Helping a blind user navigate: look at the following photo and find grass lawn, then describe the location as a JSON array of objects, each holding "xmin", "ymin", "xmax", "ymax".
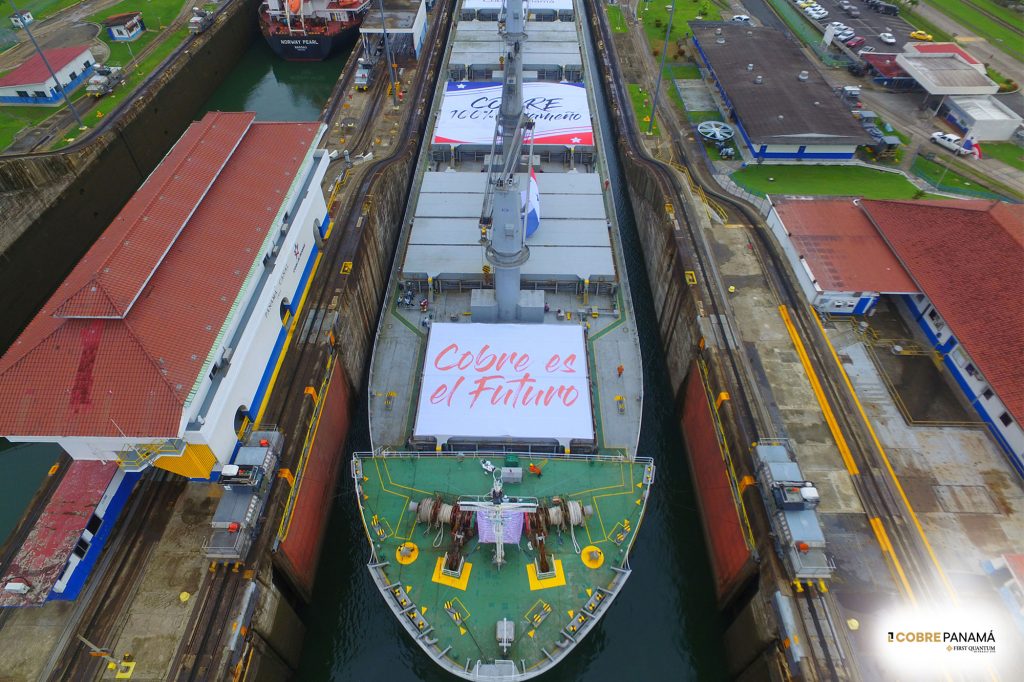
[
  {"xmin": 686, "ymin": 109, "xmax": 722, "ymax": 123},
  {"xmin": 923, "ymin": 0, "xmax": 1023, "ymax": 61},
  {"xmin": 627, "ymin": 83, "xmax": 659, "ymax": 136},
  {"xmin": 911, "ymin": 155, "xmax": 1010, "ymax": 197},
  {"xmin": 51, "ymin": 26, "xmax": 190, "ymax": 150},
  {"xmin": 16, "ymin": 0, "xmax": 84, "ymax": 21},
  {"xmin": 0, "ymin": 103, "xmax": 59, "ymax": 150},
  {"xmin": 637, "ymin": 0, "xmax": 721, "ymax": 51},
  {"xmin": 982, "ymin": 142, "xmax": 1024, "ymax": 172},
  {"xmin": 669, "ymin": 63, "xmax": 701, "ymax": 79},
  {"xmin": 902, "ymin": 8, "xmax": 953, "ymax": 43},
  {"xmin": 606, "ymin": 5, "xmax": 629, "ymax": 33},
  {"xmin": 732, "ymin": 165, "xmax": 926, "ymax": 199}
]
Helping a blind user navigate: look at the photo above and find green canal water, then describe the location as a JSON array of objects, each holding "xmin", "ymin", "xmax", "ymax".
[
  {"xmin": 198, "ymin": 39, "xmax": 352, "ymax": 121},
  {"xmin": 200, "ymin": 27, "xmax": 726, "ymax": 681},
  {"xmin": 0, "ymin": 442, "xmax": 60, "ymax": 547}
]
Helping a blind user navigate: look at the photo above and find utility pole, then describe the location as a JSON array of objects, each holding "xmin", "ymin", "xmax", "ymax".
[
  {"xmin": 377, "ymin": 0, "xmax": 399, "ymax": 107},
  {"xmin": 647, "ymin": 3, "xmax": 675, "ymax": 136},
  {"xmin": 7, "ymin": 0, "xmax": 85, "ymax": 128}
]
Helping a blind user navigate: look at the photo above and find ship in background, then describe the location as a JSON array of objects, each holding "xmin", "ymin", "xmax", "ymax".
[
  {"xmin": 259, "ymin": 0, "xmax": 370, "ymax": 61},
  {"xmin": 354, "ymin": 0, "xmax": 654, "ymax": 678}
]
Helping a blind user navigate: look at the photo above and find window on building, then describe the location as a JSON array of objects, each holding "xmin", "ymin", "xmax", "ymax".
[
  {"xmin": 928, "ymin": 309, "xmax": 939, "ymax": 321},
  {"xmin": 85, "ymin": 514, "xmax": 102, "ymax": 535},
  {"xmin": 83, "ymin": 60, "xmax": 91, "ymax": 68},
  {"xmin": 72, "ymin": 538, "xmax": 90, "ymax": 559},
  {"xmin": 234, "ymin": 405, "xmax": 250, "ymax": 434},
  {"xmin": 965, "ymin": 363, "xmax": 977, "ymax": 377},
  {"xmin": 16, "ymin": 90, "xmax": 28, "ymax": 97},
  {"xmin": 280, "ymin": 298, "xmax": 291, "ymax": 322},
  {"xmin": 999, "ymin": 412, "xmax": 1013, "ymax": 427},
  {"xmin": 982, "ymin": 388, "xmax": 994, "ymax": 400},
  {"xmin": 915, "ymin": 294, "xmax": 925, "ymax": 303},
  {"xmin": 68, "ymin": 70, "xmax": 77, "ymax": 80}
]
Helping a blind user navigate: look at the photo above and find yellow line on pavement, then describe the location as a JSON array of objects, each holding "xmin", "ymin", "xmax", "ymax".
[
  {"xmin": 869, "ymin": 517, "xmax": 916, "ymax": 606},
  {"xmin": 778, "ymin": 305, "xmax": 859, "ymax": 476},
  {"xmin": 810, "ymin": 308, "xmax": 958, "ymax": 603}
]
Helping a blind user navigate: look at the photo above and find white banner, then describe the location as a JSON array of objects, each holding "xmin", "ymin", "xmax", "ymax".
[
  {"xmin": 463, "ymin": 0, "xmax": 574, "ymax": 10},
  {"xmin": 414, "ymin": 323, "xmax": 594, "ymax": 442},
  {"xmin": 476, "ymin": 510, "xmax": 525, "ymax": 544},
  {"xmin": 433, "ymin": 82, "xmax": 593, "ymax": 146}
]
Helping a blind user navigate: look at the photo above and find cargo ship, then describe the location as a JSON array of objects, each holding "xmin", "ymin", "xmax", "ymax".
[
  {"xmin": 259, "ymin": 0, "xmax": 370, "ymax": 61},
  {"xmin": 353, "ymin": 0, "xmax": 653, "ymax": 677}
]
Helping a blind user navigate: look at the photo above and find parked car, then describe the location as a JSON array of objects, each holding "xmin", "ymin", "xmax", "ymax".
[
  {"xmin": 838, "ymin": 0, "xmax": 853, "ymax": 9},
  {"xmin": 837, "ymin": 28, "xmax": 856, "ymax": 41},
  {"xmin": 731, "ymin": 14, "xmax": 752, "ymax": 23},
  {"xmin": 909, "ymin": 30, "xmax": 933, "ymax": 41},
  {"xmin": 828, "ymin": 21, "xmax": 848, "ymax": 31},
  {"xmin": 846, "ymin": 36, "xmax": 866, "ymax": 49},
  {"xmin": 931, "ymin": 132, "xmax": 970, "ymax": 155},
  {"xmin": 798, "ymin": 0, "xmax": 816, "ymax": 7},
  {"xmin": 876, "ymin": 2, "xmax": 899, "ymax": 15},
  {"xmin": 879, "ymin": 32, "xmax": 896, "ymax": 44},
  {"xmin": 807, "ymin": 8, "xmax": 828, "ymax": 19},
  {"xmin": 845, "ymin": 7, "xmax": 860, "ymax": 18},
  {"xmin": 857, "ymin": 45, "xmax": 876, "ymax": 54}
]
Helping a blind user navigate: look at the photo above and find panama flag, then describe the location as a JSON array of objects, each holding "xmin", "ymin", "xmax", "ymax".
[{"xmin": 523, "ymin": 168, "xmax": 541, "ymax": 238}]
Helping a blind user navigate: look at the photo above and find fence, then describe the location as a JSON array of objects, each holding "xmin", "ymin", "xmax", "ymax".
[
  {"xmin": 910, "ymin": 154, "xmax": 1020, "ymax": 202},
  {"xmin": 765, "ymin": 0, "xmax": 853, "ymax": 68}
]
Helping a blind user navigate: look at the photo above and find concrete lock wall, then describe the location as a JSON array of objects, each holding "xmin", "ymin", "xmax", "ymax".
[{"xmin": 0, "ymin": 0, "xmax": 261, "ymax": 355}]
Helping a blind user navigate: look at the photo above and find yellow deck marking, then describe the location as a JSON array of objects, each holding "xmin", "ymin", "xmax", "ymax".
[
  {"xmin": 381, "ymin": 458, "xmax": 432, "ymax": 497},
  {"xmin": 812, "ymin": 308, "xmax": 957, "ymax": 603},
  {"xmin": 778, "ymin": 305, "xmax": 860, "ymax": 475},
  {"xmin": 566, "ymin": 460, "xmax": 627, "ymax": 497},
  {"xmin": 526, "ymin": 559, "xmax": 567, "ymax": 590},
  {"xmin": 431, "ymin": 557, "xmax": 472, "ymax": 590},
  {"xmin": 372, "ymin": 459, "xmax": 411, "ymax": 537},
  {"xmin": 581, "ymin": 546, "xmax": 605, "ymax": 569},
  {"xmin": 395, "ymin": 542, "xmax": 419, "ymax": 565}
]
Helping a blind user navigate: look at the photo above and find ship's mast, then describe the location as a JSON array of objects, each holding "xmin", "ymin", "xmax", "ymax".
[{"xmin": 480, "ymin": 0, "xmax": 532, "ymax": 322}]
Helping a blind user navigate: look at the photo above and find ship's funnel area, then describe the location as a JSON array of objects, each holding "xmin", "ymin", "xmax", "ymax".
[{"xmin": 413, "ymin": 323, "xmax": 595, "ymax": 446}]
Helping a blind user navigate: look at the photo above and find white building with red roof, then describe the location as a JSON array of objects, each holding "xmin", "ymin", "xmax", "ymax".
[
  {"xmin": 0, "ymin": 45, "xmax": 95, "ymax": 105},
  {"xmin": 769, "ymin": 198, "xmax": 1024, "ymax": 474},
  {"xmin": 0, "ymin": 111, "xmax": 329, "ymax": 480}
]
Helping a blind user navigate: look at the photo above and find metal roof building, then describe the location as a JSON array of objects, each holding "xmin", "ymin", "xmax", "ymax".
[
  {"xmin": 768, "ymin": 197, "xmax": 1024, "ymax": 474},
  {"xmin": 690, "ymin": 22, "xmax": 871, "ymax": 161},
  {"xmin": 895, "ymin": 52, "xmax": 998, "ymax": 95},
  {"xmin": 0, "ymin": 112, "xmax": 329, "ymax": 480},
  {"xmin": 0, "ymin": 45, "xmax": 95, "ymax": 105},
  {"xmin": 448, "ymin": 19, "xmax": 582, "ymax": 81}
]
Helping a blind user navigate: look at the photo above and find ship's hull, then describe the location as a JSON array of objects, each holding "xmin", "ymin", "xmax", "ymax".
[{"xmin": 262, "ymin": 30, "xmax": 349, "ymax": 61}]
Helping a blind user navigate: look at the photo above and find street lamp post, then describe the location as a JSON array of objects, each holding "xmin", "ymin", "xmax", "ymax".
[
  {"xmin": 647, "ymin": 3, "xmax": 676, "ymax": 135},
  {"xmin": 377, "ymin": 0, "xmax": 399, "ymax": 107},
  {"xmin": 8, "ymin": 0, "xmax": 85, "ymax": 128}
]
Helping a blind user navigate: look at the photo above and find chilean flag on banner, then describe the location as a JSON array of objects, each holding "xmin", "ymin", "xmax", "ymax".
[{"xmin": 523, "ymin": 167, "xmax": 541, "ymax": 238}]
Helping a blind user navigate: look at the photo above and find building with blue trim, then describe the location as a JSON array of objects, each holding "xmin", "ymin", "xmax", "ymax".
[
  {"xmin": 0, "ymin": 45, "xmax": 95, "ymax": 105},
  {"xmin": 769, "ymin": 197, "xmax": 1024, "ymax": 475},
  {"xmin": 690, "ymin": 22, "xmax": 871, "ymax": 161},
  {"xmin": 102, "ymin": 11, "xmax": 145, "ymax": 41}
]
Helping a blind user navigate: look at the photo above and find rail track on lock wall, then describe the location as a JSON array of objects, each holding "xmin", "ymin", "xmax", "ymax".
[
  {"xmin": 41, "ymin": 471, "xmax": 185, "ymax": 681},
  {"xmin": 165, "ymin": 3, "xmax": 456, "ymax": 679},
  {"xmin": 588, "ymin": 0, "xmax": 955, "ymax": 677}
]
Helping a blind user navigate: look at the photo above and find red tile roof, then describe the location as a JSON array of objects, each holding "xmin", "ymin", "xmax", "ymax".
[
  {"xmin": 909, "ymin": 42, "xmax": 981, "ymax": 66},
  {"xmin": 773, "ymin": 198, "xmax": 917, "ymax": 294},
  {"xmin": 0, "ymin": 112, "xmax": 320, "ymax": 439},
  {"xmin": 863, "ymin": 200, "xmax": 1024, "ymax": 422},
  {"xmin": 102, "ymin": 12, "xmax": 142, "ymax": 27},
  {"xmin": 0, "ymin": 46, "xmax": 92, "ymax": 88},
  {"xmin": 0, "ymin": 461, "xmax": 117, "ymax": 607}
]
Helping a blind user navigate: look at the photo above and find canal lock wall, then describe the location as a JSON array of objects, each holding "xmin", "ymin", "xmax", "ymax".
[
  {"xmin": 0, "ymin": 0, "xmax": 261, "ymax": 353},
  {"xmin": 586, "ymin": 0, "xmax": 781, "ymax": 675}
]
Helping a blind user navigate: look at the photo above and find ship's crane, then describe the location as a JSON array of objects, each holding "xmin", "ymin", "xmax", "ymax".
[{"xmin": 478, "ymin": 0, "xmax": 535, "ymax": 322}]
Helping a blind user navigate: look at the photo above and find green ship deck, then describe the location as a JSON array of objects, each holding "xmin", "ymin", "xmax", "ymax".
[{"xmin": 352, "ymin": 452, "xmax": 654, "ymax": 680}]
